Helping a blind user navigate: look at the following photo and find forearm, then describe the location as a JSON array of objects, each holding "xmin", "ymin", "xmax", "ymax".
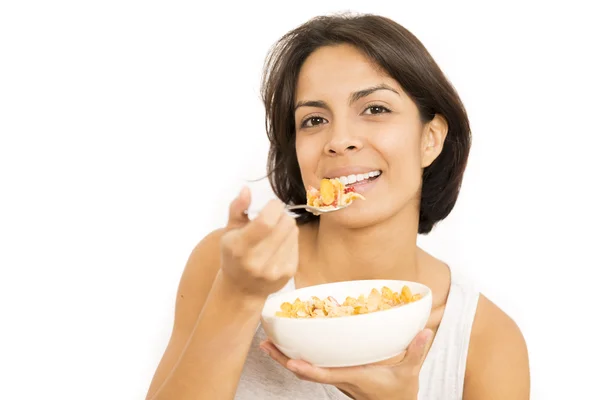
[{"xmin": 150, "ymin": 271, "xmax": 265, "ymax": 400}]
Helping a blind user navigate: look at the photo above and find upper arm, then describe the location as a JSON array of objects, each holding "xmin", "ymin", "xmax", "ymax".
[
  {"xmin": 172, "ymin": 228, "xmax": 226, "ymax": 333},
  {"xmin": 145, "ymin": 228, "xmax": 225, "ymax": 398},
  {"xmin": 463, "ymin": 294, "xmax": 530, "ymax": 400}
]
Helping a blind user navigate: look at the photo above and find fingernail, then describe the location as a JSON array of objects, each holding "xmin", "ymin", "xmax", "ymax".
[{"xmin": 287, "ymin": 363, "xmax": 300, "ymax": 373}]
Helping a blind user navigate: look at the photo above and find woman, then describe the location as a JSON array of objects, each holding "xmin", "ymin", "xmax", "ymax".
[{"xmin": 145, "ymin": 13, "xmax": 530, "ymax": 400}]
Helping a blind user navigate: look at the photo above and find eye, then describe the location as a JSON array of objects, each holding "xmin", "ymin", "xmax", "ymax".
[
  {"xmin": 363, "ymin": 104, "xmax": 391, "ymax": 115},
  {"xmin": 300, "ymin": 116, "xmax": 328, "ymax": 128}
]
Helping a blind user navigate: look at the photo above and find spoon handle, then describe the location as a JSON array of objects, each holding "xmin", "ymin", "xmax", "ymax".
[
  {"xmin": 243, "ymin": 208, "xmax": 301, "ymax": 220},
  {"xmin": 244, "ymin": 203, "xmax": 346, "ymax": 219},
  {"xmin": 285, "ymin": 204, "xmax": 314, "ymax": 211}
]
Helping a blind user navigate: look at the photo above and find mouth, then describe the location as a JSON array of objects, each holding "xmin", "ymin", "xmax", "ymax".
[
  {"xmin": 322, "ymin": 170, "xmax": 382, "ymax": 196},
  {"xmin": 325, "ymin": 170, "xmax": 382, "ymax": 187}
]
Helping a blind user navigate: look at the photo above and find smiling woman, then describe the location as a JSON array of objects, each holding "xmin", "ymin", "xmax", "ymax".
[
  {"xmin": 263, "ymin": 17, "xmax": 471, "ymax": 235},
  {"xmin": 145, "ymin": 12, "xmax": 530, "ymax": 400}
]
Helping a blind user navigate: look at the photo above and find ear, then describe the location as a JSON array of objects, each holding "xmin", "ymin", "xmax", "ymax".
[{"xmin": 420, "ymin": 114, "xmax": 448, "ymax": 168}]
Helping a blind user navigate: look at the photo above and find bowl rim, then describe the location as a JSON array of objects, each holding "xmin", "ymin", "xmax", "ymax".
[{"xmin": 261, "ymin": 279, "xmax": 432, "ymax": 323}]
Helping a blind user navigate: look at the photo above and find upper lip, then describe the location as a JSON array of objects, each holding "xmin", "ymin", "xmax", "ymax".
[{"xmin": 322, "ymin": 166, "xmax": 382, "ymax": 179}]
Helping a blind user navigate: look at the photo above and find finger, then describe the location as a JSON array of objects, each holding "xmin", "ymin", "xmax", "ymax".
[
  {"xmin": 246, "ymin": 213, "xmax": 297, "ymax": 271},
  {"xmin": 259, "ymin": 341, "xmax": 316, "ymax": 382},
  {"xmin": 263, "ymin": 218, "xmax": 298, "ymax": 278},
  {"xmin": 259, "ymin": 341, "xmax": 290, "ymax": 367},
  {"xmin": 239, "ymin": 199, "xmax": 286, "ymax": 246},
  {"xmin": 268, "ymin": 345, "xmax": 365, "ymax": 385},
  {"xmin": 252, "ymin": 213, "xmax": 296, "ymax": 257},
  {"xmin": 261, "ymin": 342, "xmax": 327, "ymax": 383},
  {"xmin": 285, "ymin": 358, "xmax": 370, "ymax": 385},
  {"xmin": 369, "ymin": 350, "xmax": 407, "ymax": 367},
  {"xmin": 226, "ymin": 186, "xmax": 252, "ymax": 229},
  {"xmin": 400, "ymin": 328, "xmax": 434, "ymax": 368},
  {"xmin": 262, "ymin": 340, "xmax": 370, "ymax": 385}
]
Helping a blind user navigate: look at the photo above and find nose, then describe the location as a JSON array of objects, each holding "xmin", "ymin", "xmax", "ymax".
[{"xmin": 324, "ymin": 123, "xmax": 363, "ymax": 156}]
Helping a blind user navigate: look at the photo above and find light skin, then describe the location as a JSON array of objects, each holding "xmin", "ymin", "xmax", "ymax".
[{"xmin": 145, "ymin": 44, "xmax": 530, "ymax": 400}]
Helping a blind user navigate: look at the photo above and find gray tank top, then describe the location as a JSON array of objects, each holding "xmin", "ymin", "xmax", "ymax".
[{"xmin": 235, "ymin": 266, "xmax": 480, "ymax": 400}]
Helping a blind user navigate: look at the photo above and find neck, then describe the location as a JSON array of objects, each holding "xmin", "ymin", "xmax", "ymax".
[{"xmin": 309, "ymin": 206, "xmax": 421, "ymax": 284}]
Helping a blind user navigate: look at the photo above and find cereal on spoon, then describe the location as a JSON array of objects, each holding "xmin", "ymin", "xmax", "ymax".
[{"xmin": 306, "ymin": 178, "xmax": 365, "ymax": 214}]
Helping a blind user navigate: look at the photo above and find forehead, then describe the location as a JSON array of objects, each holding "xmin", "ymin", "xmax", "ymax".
[{"xmin": 295, "ymin": 44, "xmax": 399, "ymax": 101}]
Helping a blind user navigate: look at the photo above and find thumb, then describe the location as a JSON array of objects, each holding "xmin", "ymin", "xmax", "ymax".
[
  {"xmin": 227, "ymin": 186, "xmax": 251, "ymax": 229},
  {"xmin": 401, "ymin": 328, "xmax": 434, "ymax": 368}
]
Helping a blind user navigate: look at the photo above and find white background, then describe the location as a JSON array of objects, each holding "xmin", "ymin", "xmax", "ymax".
[{"xmin": 1, "ymin": 1, "xmax": 599, "ymax": 399}]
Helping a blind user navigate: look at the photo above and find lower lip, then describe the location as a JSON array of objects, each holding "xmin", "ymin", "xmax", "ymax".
[{"xmin": 346, "ymin": 175, "xmax": 381, "ymax": 194}]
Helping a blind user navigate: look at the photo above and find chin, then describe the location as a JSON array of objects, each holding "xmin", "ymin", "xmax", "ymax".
[
  {"xmin": 320, "ymin": 203, "xmax": 393, "ymax": 229},
  {"xmin": 321, "ymin": 192, "xmax": 419, "ymax": 230}
]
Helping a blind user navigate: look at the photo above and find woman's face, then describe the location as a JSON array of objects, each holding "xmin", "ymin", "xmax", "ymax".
[{"xmin": 294, "ymin": 44, "xmax": 446, "ymax": 227}]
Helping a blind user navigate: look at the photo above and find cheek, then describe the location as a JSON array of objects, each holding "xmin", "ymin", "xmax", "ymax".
[
  {"xmin": 295, "ymin": 137, "xmax": 321, "ymax": 181},
  {"xmin": 377, "ymin": 127, "xmax": 422, "ymax": 169},
  {"xmin": 375, "ymin": 126, "xmax": 423, "ymax": 193}
]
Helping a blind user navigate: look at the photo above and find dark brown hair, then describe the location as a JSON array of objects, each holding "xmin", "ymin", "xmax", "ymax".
[{"xmin": 261, "ymin": 13, "xmax": 471, "ymax": 234}]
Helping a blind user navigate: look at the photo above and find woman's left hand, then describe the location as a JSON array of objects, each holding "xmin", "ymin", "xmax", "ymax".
[{"xmin": 259, "ymin": 329, "xmax": 434, "ymax": 400}]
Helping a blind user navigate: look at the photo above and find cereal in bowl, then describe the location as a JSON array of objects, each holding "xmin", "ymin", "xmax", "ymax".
[{"xmin": 275, "ymin": 286, "xmax": 422, "ymax": 318}]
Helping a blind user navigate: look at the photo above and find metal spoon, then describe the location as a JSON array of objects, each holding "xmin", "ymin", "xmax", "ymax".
[
  {"xmin": 285, "ymin": 203, "xmax": 352, "ymax": 215},
  {"xmin": 245, "ymin": 202, "xmax": 352, "ymax": 219}
]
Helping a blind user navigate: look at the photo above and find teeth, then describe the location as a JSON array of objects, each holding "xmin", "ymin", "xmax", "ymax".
[{"xmin": 329, "ymin": 170, "xmax": 381, "ymax": 184}]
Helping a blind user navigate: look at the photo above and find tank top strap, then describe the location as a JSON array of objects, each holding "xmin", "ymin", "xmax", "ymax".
[{"xmin": 418, "ymin": 264, "xmax": 480, "ymax": 399}]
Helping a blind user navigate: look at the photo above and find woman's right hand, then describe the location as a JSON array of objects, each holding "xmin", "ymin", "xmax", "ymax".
[{"xmin": 219, "ymin": 186, "xmax": 299, "ymax": 300}]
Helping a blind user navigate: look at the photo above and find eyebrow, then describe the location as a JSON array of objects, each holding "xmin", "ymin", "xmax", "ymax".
[{"xmin": 294, "ymin": 84, "xmax": 401, "ymax": 112}]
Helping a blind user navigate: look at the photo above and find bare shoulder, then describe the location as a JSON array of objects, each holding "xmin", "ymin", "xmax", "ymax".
[{"xmin": 464, "ymin": 294, "xmax": 530, "ymax": 399}]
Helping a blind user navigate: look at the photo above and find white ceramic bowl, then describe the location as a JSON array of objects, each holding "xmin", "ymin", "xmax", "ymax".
[{"xmin": 261, "ymin": 279, "xmax": 432, "ymax": 367}]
